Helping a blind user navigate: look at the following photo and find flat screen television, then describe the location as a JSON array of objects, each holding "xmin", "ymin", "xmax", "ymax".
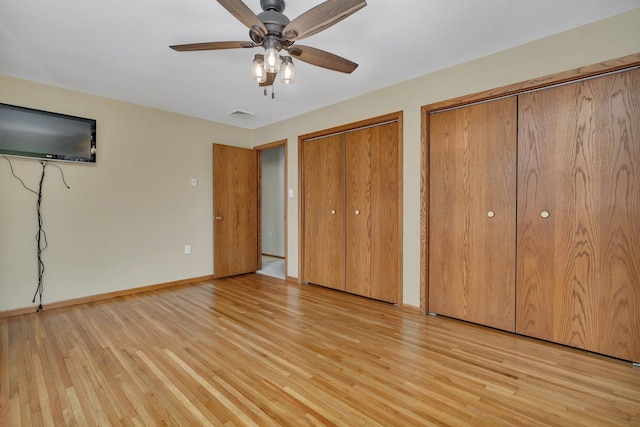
[{"xmin": 0, "ymin": 102, "xmax": 96, "ymax": 163}]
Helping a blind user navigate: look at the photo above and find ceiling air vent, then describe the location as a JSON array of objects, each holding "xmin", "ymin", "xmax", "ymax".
[{"xmin": 227, "ymin": 109, "xmax": 255, "ymax": 119}]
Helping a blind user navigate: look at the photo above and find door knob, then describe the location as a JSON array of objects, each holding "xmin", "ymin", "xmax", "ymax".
[
  {"xmin": 487, "ymin": 210, "xmax": 495, "ymax": 218},
  {"xmin": 215, "ymin": 216, "xmax": 223, "ymax": 220},
  {"xmin": 331, "ymin": 210, "xmax": 336, "ymax": 215},
  {"xmin": 355, "ymin": 210, "xmax": 360, "ymax": 215},
  {"xmin": 540, "ymin": 211, "xmax": 550, "ymax": 219}
]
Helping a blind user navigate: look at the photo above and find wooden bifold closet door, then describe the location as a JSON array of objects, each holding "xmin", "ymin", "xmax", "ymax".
[
  {"xmin": 516, "ymin": 68, "xmax": 640, "ymax": 362},
  {"xmin": 302, "ymin": 134, "xmax": 346, "ymax": 291},
  {"xmin": 302, "ymin": 120, "xmax": 400, "ymax": 304},
  {"xmin": 427, "ymin": 67, "xmax": 639, "ymax": 362},
  {"xmin": 428, "ymin": 97, "xmax": 517, "ymax": 331},
  {"xmin": 345, "ymin": 123, "xmax": 400, "ymax": 303}
]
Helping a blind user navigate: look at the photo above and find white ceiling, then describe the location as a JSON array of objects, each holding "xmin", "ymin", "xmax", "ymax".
[{"xmin": 1, "ymin": 1, "xmax": 639, "ymax": 129}]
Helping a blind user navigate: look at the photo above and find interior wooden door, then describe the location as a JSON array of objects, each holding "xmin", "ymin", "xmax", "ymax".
[
  {"xmin": 429, "ymin": 97, "xmax": 517, "ymax": 331},
  {"xmin": 345, "ymin": 128, "xmax": 372, "ymax": 297},
  {"xmin": 213, "ymin": 143, "xmax": 258, "ymax": 278},
  {"xmin": 369, "ymin": 121, "xmax": 400, "ymax": 303},
  {"xmin": 516, "ymin": 69, "xmax": 640, "ymax": 362},
  {"xmin": 302, "ymin": 135, "xmax": 345, "ymax": 290}
]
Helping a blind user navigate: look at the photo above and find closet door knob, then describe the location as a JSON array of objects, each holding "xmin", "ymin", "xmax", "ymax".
[
  {"xmin": 215, "ymin": 216, "xmax": 223, "ymax": 221},
  {"xmin": 487, "ymin": 210, "xmax": 495, "ymax": 218},
  {"xmin": 331, "ymin": 210, "xmax": 336, "ymax": 215},
  {"xmin": 355, "ymin": 210, "xmax": 360, "ymax": 215},
  {"xmin": 540, "ymin": 211, "xmax": 550, "ymax": 219}
]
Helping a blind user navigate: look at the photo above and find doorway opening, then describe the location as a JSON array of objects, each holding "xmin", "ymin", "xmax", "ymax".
[{"xmin": 256, "ymin": 140, "xmax": 287, "ymax": 280}]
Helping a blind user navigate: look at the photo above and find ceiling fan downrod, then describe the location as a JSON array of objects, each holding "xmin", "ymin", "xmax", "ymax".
[{"xmin": 260, "ymin": 0, "xmax": 285, "ymax": 13}]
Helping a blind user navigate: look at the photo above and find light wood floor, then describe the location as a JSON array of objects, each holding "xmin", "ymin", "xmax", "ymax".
[{"xmin": 1, "ymin": 274, "xmax": 639, "ymax": 426}]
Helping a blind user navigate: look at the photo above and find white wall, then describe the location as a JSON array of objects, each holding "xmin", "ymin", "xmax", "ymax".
[
  {"xmin": 261, "ymin": 146, "xmax": 285, "ymax": 257},
  {"xmin": 251, "ymin": 10, "xmax": 640, "ymax": 307},
  {"xmin": 0, "ymin": 77, "xmax": 251, "ymax": 312}
]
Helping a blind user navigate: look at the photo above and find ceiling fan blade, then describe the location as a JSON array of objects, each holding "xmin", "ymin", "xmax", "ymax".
[
  {"xmin": 286, "ymin": 16, "xmax": 346, "ymax": 42},
  {"xmin": 287, "ymin": 45, "xmax": 358, "ymax": 74},
  {"xmin": 170, "ymin": 41, "xmax": 255, "ymax": 51},
  {"xmin": 259, "ymin": 72, "xmax": 277, "ymax": 87},
  {"xmin": 283, "ymin": 0, "xmax": 366, "ymax": 41},
  {"xmin": 217, "ymin": 0, "xmax": 267, "ymax": 36}
]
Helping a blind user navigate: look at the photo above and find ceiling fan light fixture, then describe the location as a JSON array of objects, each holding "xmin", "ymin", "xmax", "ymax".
[
  {"xmin": 252, "ymin": 54, "xmax": 267, "ymax": 83},
  {"xmin": 281, "ymin": 56, "xmax": 295, "ymax": 84},
  {"xmin": 170, "ymin": 0, "xmax": 367, "ymax": 92}
]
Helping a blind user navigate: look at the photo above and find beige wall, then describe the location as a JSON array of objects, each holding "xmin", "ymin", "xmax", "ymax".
[
  {"xmin": 0, "ymin": 77, "xmax": 251, "ymax": 312},
  {"xmin": 2, "ymin": 10, "xmax": 639, "ymax": 312},
  {"xmin": 252, "ymin": 10, "xmax": 640, "ymax": 307}
]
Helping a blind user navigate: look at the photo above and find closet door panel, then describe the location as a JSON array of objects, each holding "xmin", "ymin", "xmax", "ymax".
[
  {"xmin": 370, "ymin": 122, "xmax": 400, "ymax": 303},
  {"xmin": 429, "ymin": 97, "xmax": 517, "ymax": 331},
  {"xmin": 516, "ymin": 89, "xmax": 564, "ymax": 341},
  {"xmin": 345, "ymin": 129, "xmax": 372, "ymax": 297},
  {"xmin": 517, "ymin": 69, "xmax": 640, "ymax": 361},
  {"xmin": 303, "ymin": 135, "xmax": 346, "ymax": 290}
]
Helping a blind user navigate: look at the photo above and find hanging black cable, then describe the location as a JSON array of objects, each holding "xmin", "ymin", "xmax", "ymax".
[
  {"xmin": 33, "ymin": 161, "xmax": 47, "ymax": 310},
  {"xmin": 3, "ymin": 156, "xmax": 70, "ymax": 312}
]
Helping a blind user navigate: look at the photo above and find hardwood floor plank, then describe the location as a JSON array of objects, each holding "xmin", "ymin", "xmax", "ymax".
[
  {"xmin": 3, "ymin": 274, "xmax": 639, "ymax": 425},
  {"xmin": 164, "ymin": 349, "xmax": 261, "ymax": 427},
  {"xmin": 65, "ymin": 386, "xmax": 89, "ymax": 426},
  {"xmin": 136, "ymin": 348, "xmax": 221, "ymax": 425}
]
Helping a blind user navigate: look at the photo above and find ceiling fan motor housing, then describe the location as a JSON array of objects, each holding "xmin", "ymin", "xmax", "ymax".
[
  {"xmin": 253, "ymin": 1, "xmax": 290, "ymax": 44},
  {"xmin": 257, "ymin": 10, "xmax": 289, "ymax": 33}
]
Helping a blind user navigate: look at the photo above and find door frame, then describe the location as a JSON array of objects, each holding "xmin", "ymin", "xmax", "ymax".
[
  {"xmin": 419, "ymin": 53, "xmax": 640, "ymax": 315},
  {"xmin": 298, "ymin": 111, "xmax": 404, "ymax": 304},
  {"xmin": 255, "ymin": 139, "xmax": 288, "ymax": 279}
]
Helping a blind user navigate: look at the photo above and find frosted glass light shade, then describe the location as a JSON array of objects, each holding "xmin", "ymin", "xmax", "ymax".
[
  {"xmin": 252, "ymin": 54, "xmax": 266, "ymax": 83},
  {"xmin": 281, "ymin": 56, "xmax": 295, "ymax": 84},
  {"xmin": 264, "ymin": 47, "xmax": 280, "ymax": 73}
]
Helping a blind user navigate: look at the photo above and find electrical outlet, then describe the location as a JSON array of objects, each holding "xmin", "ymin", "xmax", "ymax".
[
  {"xmin": 191, "ymin": 178, "xmax": 198, "ymax": 187},
  {"xmin": 184, "ymin": 245, "xmax": 191, "ymax": 255}
]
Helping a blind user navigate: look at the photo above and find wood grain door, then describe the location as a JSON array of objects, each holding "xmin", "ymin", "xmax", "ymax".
[
  {"xmin": 345, "ymin": 122, "xmax": 400, "ymax": 303},
  {"xmin": 213, "ymin": 143, "xmax": 258, "ymax": 278},
  {"xmin": 345, "ymin": 128, "xmax": 372, "ymax": 297},
  {"xmin": 302, "ymin": 135, "xmax": 345, "ymax": 290},
  {"xmin": 369, "ymin": 121, "xmax": 400, "ymax": 303},
  {"xmin": 429, "ymin": 97, "xmax": 517, "ymax": 331},
  {"xmin": 516, "ymin": 69, "xmax": 640, "ymax": 362}
]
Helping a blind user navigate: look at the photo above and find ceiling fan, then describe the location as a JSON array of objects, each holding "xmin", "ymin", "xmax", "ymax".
[{"xmin": 170, "ymin": 0, "xmax": 367, "ymax": 90}]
